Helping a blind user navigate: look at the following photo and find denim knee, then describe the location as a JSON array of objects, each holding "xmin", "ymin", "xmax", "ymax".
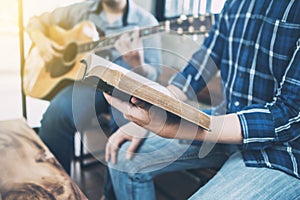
[
  {"xmin": 108, "ymin": 164, "xmax": 153, "ymax": 184},
  {"xmin": 108, "ymin": 154, "xmax": 144, "ymax": 174},
  {"xmin": 107, "ymin": 142, "xmax": 154, "ymax": 174},
  {"xmin": 129, "ymin": 172, "xmax": 153, "ymax": 182}
]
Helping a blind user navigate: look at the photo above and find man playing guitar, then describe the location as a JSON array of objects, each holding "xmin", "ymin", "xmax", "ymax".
[{"xmin": 25, "ymin": 0, "xmax": 161, "ymax": 199}]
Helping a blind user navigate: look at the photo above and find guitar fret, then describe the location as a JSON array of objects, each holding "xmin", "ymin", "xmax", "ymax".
[
  {"xmin": 102, "ymin": 40, "xmax": 108, "ymax": 48},
  {"xmin": 158, "ymin": 25, "xmax": 165, "ymax": 32},
  {"xmin": 108, "ymin": 37, "xmax": 116, "ymax": 46},
  {"xmin": 99, "ymin": 40, "xmax": 107, "ymax": 49},
  {"xmin": 141, "ymin": 28, "xmax": 150, "ymax": 36},
  {"xmin": 91, "ymin": 42, "xmax": 97, "ymax": 49},
  {"xmin": 152, "ymin": 26, "xmax": 159, "ymax": 34},
  {"xmin": 159, "ymin": 23, "xmax": 166, "ymax": 31},
  {"xmin": 80, "ymin": 41, "xmax": 96, "ymax": 53},
  {"xmin": 88, "ymin": 43, "xmax": 94, "ymax": 51}
]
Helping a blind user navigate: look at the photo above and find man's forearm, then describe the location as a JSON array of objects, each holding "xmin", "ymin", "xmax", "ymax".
[{"xmin": 157, "ymin": 113, "xmax": 243, "ymax": 143}]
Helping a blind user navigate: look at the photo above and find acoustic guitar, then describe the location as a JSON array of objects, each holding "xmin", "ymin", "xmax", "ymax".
[{"xmin": 23, "ymin": 15, "xmax": 214, "ymax": 100}]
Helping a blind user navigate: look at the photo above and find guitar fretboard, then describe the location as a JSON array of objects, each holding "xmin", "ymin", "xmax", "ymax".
[{"xmin": 77, "ymin": 14, "xmax": 214, "ymax": 54}]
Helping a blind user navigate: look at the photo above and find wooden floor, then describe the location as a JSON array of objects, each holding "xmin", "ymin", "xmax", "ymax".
[{"xmin": 71, "ymin": 157, "xmax": 215, "ymax": 200}]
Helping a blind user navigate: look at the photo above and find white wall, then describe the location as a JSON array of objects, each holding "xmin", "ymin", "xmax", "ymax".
[{"xmin": 133, "ymin": 0, "xmax": 155, "ymax": 14}]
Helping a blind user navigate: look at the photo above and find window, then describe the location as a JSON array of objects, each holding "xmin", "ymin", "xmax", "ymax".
[{"xmin": 164, "ymin": 0, "xmax": 226, "ymax": 18}]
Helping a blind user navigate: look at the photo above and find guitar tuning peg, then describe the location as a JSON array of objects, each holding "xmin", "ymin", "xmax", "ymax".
[
  {"xmin": 188, "ymin": 26, "xmax": 195, "ymax": 33},
  {"xmin": 177, "ymin": 27, "xmax": 183, "ymax": 34},
  {"xmin": 199, "ymin": 25, "xmax": 206, "ymax": 33},
  {"xmin": 179, "ymin": 14, "xmax": 187, "ymax": 21},
  {"xmin": 177, "ymin": 18, "xmax": 183, "ymax": 24},
  {"xmin": 199, "ymin": 15, "xmax": 205, "ymax": 22},
  {"xmin": 188, "ymin": 16, "xmax": 194, "ymax": 24}
]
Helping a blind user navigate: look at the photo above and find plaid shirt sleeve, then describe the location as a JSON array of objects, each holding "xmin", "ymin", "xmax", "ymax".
[
  {"xmin": 169, "ymin": 0, "xmax": 300, "ymax": 179},
  {"xmin": 238, "ymin": 41, "xmax": 300, "ymax": 150}
]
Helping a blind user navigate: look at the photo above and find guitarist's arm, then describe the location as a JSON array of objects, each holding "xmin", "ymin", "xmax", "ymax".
[
  {"xmin": 25, "ymin": 11, "xmax": 68, "ymax": 64},
  {"xmin": 114, "ymin": 28, "xmax": 160, "ymax": 81},
  {"xmin": 25, "ymin": 3, "xmax": 90, "ymax": 63},
  {"xmin": 26, "ymin": 30, "xmax": 63, "ymax": 63}
]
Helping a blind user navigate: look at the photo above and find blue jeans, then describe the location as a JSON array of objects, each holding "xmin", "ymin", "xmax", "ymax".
[
  {"xmin": 189, "ymin": 151, "xmax": 300, "ymax": 199},
  {"xmin": 38, "ymin": 82, "xmax": 109, "ymax": 174},
  {"xmin": 108, "ymin": 133, "xmax": 233, "ymax": 200},
  {"xmin": 108, "ymin": 134, "xmax": 300, "ymax": 200}
]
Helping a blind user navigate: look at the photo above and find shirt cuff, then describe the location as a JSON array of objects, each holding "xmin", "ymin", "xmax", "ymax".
[{"xmin": 237, "ymin": 108, "xmax": 275, "ymax": 150}]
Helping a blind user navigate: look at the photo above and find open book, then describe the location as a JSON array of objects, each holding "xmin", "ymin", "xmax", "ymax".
[{"xmin": 81, "ymin": 54, "xmax": 211, "ymax": 131}]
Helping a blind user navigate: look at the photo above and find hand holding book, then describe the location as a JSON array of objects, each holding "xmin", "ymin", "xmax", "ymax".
[
  {"xmin": 82, "ymin": 53, "xmax": 211, "ymax": 140},
  {"xmin": 103, "ymin": 93, "xmax": 186, "ymax": 139}
]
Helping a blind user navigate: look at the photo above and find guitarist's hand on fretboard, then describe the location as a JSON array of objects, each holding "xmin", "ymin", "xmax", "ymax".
[{"xmin": 114, "ymin": 28, "xmax": 144, "ymax": 69}]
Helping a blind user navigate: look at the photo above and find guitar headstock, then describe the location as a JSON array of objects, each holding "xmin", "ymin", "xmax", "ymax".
[
  {"xmin": 94, "ymin": 14, "xmax": 215, "ymax": 51},
  {"xmin": 163, "ymin": 14, "xmax": 215, "ymax": 36}
]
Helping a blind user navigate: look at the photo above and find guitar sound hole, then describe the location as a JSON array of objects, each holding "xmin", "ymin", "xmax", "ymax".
[
  {"xmin": 48, "ymin": 43, "xmax": 77, "ymax": 78},
  {"xmin": 63, "ymin": 43, "xmax": 77, "ymax": 63}
]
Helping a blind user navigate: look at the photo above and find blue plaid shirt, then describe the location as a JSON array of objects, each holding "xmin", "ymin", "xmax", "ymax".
[{"xmin": 170, "ymin": 0, "xmax": 300, "ymax": 179}]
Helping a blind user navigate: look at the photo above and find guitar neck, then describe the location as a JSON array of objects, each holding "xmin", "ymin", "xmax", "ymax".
[
  {"xmin": 77, "ymin": 14, "xmax": 214, "ymax": 54},
  {"xmin": 77, "ymin": 24, "xmax": 165, "ymax": 53},
  {"xmin": 102, "ymin": 25, "xmax": 165, "ymax": 48}
]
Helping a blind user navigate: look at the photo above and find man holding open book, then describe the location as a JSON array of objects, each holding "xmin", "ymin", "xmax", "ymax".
[{"xmin": 105, "ymin": 0, "xmax": 300, "ymax": 199}]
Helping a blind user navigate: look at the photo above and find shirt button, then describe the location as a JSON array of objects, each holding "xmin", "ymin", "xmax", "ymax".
[{"xmin": 234, "ymin": 101, "xmax": 240, "ymax": 107}]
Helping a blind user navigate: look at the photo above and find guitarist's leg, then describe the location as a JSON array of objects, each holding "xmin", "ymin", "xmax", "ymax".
[{"xmin": 38, "ymin": 83, "xmax": 109, "ymax": 174}]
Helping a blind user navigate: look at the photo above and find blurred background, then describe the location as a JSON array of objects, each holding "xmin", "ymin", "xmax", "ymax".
[{"xmin": 0, "ymin": 0, "xmax": 83, "ymax": 127}]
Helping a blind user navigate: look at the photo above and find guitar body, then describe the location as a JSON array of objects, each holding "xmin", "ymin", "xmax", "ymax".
[
  {"xmin": 23, "ymin": 21, "xmax": 98, "ymax": 100},
  {"xmin": 23, "ymin": 15, "xmax": 214, "ymax": 100}
]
